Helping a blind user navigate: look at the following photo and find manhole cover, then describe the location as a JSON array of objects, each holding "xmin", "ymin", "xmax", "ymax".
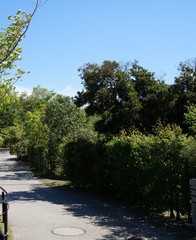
[{"xmin": 51, "ymin": 227, "xmax": 86, "ymax": 236}]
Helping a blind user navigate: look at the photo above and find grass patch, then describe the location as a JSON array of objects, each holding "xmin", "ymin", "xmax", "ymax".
[
  {"xmin": 38, "ymin": 178, "xmax": 70, "ymax": 188},
  {"xmin": 0, "ymin": 217, "xmax": 13, "ymax": 240}
]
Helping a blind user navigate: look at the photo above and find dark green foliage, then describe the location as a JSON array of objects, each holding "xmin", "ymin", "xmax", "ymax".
[
  {"xmin": 91, "ymin": 138, "xmax": 115, "ymax": 195},
  {"xmin": 149, "ymin": 127, "xmax": 191, "ymax": 217},
  {"xmin": 131, "ymin": 63, "xmax": 175, "ymax": 132},
  {"xmin": 75, "ymin": 60, "xmax": 181, "ymax": 134},
  {"xmin": 106, "ymin": 134, "xmax": 146, "ymax": 203},
  {"xmin": 27, "ymin": 145, "xmax": 46, "ymax": 173},
  {"xmin": 75, "ymin": 61, "xmax": 141, "ymax": 134},
  {"xmin": 63, "ymin": 137, "xmax": 96, "ymax": 187}
]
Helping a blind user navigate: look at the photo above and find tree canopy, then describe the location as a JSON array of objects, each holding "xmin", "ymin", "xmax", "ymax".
[{"xmin": 75, "ymin": 60, "xmax": 180, "ymax": 134}]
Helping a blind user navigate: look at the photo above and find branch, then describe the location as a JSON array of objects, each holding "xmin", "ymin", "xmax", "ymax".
[
  {"xmin": 0, "ymin": 0, "xmax": 48, "ymax": 100},
  {"xmin": 38, "ymin": 0, "xmax": 49, "ymax": 7},
  {"xmin": 0, "ymin": 0, "xmax": 39, "ymax": 66}
]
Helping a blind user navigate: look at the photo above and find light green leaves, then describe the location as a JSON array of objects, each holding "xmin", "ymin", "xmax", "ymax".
[
  {"xmin": 185, "ymin": 104, "xmax": 196, "ymax": 134},
  {"xmin": 0, "ymin": 10, "xmax": 32, "ymax": 85}
]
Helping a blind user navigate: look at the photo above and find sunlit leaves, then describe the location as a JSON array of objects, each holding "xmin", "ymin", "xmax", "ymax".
[
  {"xmin": 185, "ymin": 104, "xmax": 196, "ymax": 134},
  {"xmin": 0, "ymin": 10, "xmax": 31, "ymax": 84}
]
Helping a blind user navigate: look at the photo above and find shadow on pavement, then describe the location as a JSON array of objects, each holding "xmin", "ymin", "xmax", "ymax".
[
  {"xmin": 1, "ymin": 157, "xmax": 196, "ymax": 240},
  {"xmin": 7, "ymin": 184, "xmax": 196, "ymax": 240},
  {"xmin": 7, "ymin": 185, "xmax": 167, "ymax": 240}
]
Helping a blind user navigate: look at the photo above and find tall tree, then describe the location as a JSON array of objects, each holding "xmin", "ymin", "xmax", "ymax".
[
  {"xmin": 75, "ymin": 61, "xmax": 141, "ymax": 134},
  {"xmin": 75, "ymin": 60, "xmax": 176, "ymax": 134},
  {"xmin": 45, "ymin": 94, "xmax": 88, "ymax": 172}
]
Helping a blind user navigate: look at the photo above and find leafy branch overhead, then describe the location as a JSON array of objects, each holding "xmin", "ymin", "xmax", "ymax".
[{"xmin": 0, "ymin": 0, "xmax": 48, "ymax": 83}]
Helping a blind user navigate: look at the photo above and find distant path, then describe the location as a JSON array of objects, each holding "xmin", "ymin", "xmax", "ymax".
[{"xmin": 0, "ymin": 154, "xmax": 175, "ymax": 240}]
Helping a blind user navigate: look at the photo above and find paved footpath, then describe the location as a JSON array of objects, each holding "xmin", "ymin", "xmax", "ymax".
[{"xmin": 0, "ymin": 154, "xmax": 175, "ymax": 240}]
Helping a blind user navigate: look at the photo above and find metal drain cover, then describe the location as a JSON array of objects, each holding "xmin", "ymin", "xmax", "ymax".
[{"xmin": 51, "ymin": 227, "xmax": 86, "ymax": 236}]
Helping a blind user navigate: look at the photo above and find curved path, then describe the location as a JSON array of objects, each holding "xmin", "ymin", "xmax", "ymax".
[{"xmin": 0, "ymin": 154, "xmax": 176, "ymax": 240}]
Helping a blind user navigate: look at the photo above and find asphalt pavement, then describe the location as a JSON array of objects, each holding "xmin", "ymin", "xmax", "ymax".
[{"xmin": 0, "ymin": 153, "xmax": 175, "ymax": 240}]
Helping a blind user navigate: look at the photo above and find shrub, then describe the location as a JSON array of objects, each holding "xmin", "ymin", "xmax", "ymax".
[
  {"xmin": 27, "ymin": 145, "xmax": 46, "ymax": 174},
  {"xmin": 62, "ymin": 131, "xmax": 98, "ymax": 187}
]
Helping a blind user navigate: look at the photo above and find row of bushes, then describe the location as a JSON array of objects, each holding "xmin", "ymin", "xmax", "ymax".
[{"xmin": 61, "ymin": 126, "xmax": 196, "ymax": 221}]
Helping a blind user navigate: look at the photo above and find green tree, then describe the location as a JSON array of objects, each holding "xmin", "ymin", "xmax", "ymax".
[
  {"xmin": 131, "ymin": 61, "xmax": 174, "ymax": 132},
  {"xmin": 14, "ymin": 86, "xmax": 53, "ymax": 170},
  {"xmin": 45, "ymin": 94, "xmax": 90, "ymax": 173},
  {"xmin": 24, "ymin": 109, "xmax": 49, "ymax": 172},
  {"xmin": 0, "ymin": 124, "xmax": 23, "ymax": 147},
  {"xmin": 17, "ymin": 86, "xmax": 54, "ymax": 115},
  {"xmin": 0, "ymin": 83, "xmax": 19, "ymax": 129},
  {"xmin": 184, "ymin": 104, "xmax": 196, "ymax": 134},
  {"xmin": 75, "ymin": 61, "xmax": 141, "ymax": 134},
  {"xmin": 172, "ymin": 59, "xmax": 196, "ymax": 130},
  {"xmin": 75, "ymin": 60, "xmax": 177, "ymax": 134}
]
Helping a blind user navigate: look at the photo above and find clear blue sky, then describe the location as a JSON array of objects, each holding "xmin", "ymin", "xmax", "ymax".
[{"xmin": 1, "ymin": 0, "xmax": 196, "ymax": 96}]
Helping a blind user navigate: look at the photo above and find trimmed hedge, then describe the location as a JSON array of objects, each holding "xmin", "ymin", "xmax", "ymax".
[{"xmin": 62, "ymin": 126, "xmax": 195, "ymax": 220}]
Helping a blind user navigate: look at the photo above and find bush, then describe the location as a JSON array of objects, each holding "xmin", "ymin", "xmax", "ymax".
[
  {"xmin": 13, "ymin": 140, "xmax": 28, "ymax": 161},
  {"xmin": 106, "ymin": 133, "xmax": 143, "ymax": 203},
  {"xmin": 27, "ymin": 145, "xmax": 46, "ymax": 174},
  {"xmin": 152, "ymin": 126, "xmax": 192, "ymax": 218},
  {"xmin": 0, "ymin": 136, "xmax": 3, "ymax": 147},
  {"xmin": 91, "ymin": 138, "xmax": 114, "ymax": 195},
  {"xmin": 62, "ymin": 131, "xmax": 98, "ymax": 187}
]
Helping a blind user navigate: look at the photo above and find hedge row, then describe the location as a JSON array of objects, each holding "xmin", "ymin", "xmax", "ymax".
[{"xmin": 62, "ymin": 126, "xmax": 196, "ymax": 221}]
